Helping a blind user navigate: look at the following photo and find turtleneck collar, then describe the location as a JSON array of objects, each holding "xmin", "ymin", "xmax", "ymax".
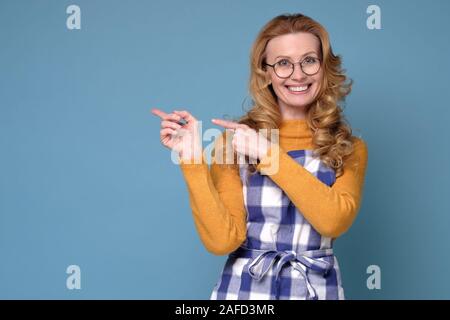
[{"xmin": 277, "ymin": 118, "xmax": 314, "ymax": 151}]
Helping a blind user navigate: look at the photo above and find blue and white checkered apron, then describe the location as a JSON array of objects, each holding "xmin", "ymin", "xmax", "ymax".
[{"xmin": 210, "ymin": 149, "xmax": 345, "ymax": 300}]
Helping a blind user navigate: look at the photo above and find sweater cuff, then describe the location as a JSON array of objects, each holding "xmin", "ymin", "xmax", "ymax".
[{"xmin": 256, "ymin": 143, "xmax": 281, "ymax": 175}]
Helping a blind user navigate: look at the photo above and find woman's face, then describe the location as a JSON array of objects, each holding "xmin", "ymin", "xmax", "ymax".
[{"xmin": 264, "ymin": 32, "xmax": 323, "ymax": 118}]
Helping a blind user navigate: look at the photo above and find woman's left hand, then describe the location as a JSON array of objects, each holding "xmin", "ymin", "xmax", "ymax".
[{"xmin": 211, "ymin": 118, "xmax": 271, "ymax": 161}]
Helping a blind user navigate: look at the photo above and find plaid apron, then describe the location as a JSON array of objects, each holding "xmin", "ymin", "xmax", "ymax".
[{"xmin": 210, "ymin": 149, "xmax": 345, "ymax": 300}]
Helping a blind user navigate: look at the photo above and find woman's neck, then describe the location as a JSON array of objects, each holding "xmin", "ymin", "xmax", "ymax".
[{"xmin": 277, "ymin": 118, "xmax": 314, "ymax": 151}]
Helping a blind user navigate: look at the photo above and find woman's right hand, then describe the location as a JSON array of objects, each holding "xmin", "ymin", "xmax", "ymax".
[{"xmin": 151, "ymin": 108, "xmax": 202, "ymax": 162}]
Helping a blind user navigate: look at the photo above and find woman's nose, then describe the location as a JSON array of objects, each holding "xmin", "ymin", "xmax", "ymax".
[{"xmin": 290, "ymin": 62, "xmax": 308, "ymax": 81}]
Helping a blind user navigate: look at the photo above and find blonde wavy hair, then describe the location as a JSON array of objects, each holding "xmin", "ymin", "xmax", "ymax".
[{"xmin": 215, "ymin": 13, "xmax": 355, "ymax": 178}]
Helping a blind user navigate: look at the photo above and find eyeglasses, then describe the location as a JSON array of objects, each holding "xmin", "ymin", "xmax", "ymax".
[{"xmin": 264, "ymin": 56, "xmax": 322, "ymax": 78}]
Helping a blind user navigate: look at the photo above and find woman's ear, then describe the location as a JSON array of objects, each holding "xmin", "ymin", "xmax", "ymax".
[{"xmin": 263, "ymin": 69, "xmax": 272, "ymax": 85}]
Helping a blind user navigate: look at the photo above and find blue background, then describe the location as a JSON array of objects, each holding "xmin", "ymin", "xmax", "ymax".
[{"xmin": 1, "ymin": 0, "xmax": 449, "ymax": 299}]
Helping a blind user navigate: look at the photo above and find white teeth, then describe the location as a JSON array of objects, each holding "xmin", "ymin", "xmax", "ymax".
[{"xmin": 287, "ymin": 85, "xmax": 309, "ymax": 92}]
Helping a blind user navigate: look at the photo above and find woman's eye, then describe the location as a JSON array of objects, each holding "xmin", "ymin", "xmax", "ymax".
[
  {"xmin": 278, "ymin": 59, "xmax": 290, "ymax": 66},
  {"xmin": 305, "ymin": 57, "xmax": 318, "ymax": 64}
]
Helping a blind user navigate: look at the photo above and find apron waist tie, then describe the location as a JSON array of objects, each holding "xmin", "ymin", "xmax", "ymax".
[{"xmin": 233, "ymin": 246, "xmax": 335, "ymax": 300}]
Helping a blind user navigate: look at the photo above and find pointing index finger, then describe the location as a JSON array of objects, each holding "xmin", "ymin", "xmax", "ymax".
[
  {"xmin": 211, "ymin": 118, "xmax": 245, "ymax": 130},
  {"xmin": 151, "ymin": 108, "xmax": 169, "ymax": 119},
  {"xmin": 151, "ymin": 108, "xmax": 182, "ymax": 122}
]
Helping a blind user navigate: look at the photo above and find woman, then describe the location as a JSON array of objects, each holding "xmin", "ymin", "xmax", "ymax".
[{"xmin": 152, "ymin": 13, "xmax": 368, "ymax": 300}]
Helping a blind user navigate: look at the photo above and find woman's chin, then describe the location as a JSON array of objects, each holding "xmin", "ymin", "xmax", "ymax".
[{"xmin": 284, "ymin": 97, "xmax": 314, "ymax": 109}]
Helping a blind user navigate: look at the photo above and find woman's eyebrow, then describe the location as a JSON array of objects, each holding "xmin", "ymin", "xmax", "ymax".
[{"xmin": 275, "ymin": 51, "xmax": 318, "ymax": 60}]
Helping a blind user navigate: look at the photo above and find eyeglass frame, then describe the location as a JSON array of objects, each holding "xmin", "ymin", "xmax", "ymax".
[{"xmin": 263, "ymin": 56, "xmax": 322, "ymax": 78}]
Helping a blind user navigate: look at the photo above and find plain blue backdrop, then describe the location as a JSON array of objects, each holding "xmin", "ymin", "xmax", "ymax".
[{"xmin": 1, "ymin": 0, "xmax": 449, "ymax": 299}]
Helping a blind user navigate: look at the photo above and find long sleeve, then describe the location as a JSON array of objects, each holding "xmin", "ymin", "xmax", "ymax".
[
  {"xmin": 178, "ymin": 132, "xmax": 247, "ymax": 255},
  {"xmin": 256, "ymin": 137, "xmax": 369, "ymax": 238}
]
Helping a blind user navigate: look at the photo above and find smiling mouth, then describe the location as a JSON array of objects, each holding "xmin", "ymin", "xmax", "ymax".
[{"xmin": 285, "ymin": 83, "xmax": 312, "ymax": 93}]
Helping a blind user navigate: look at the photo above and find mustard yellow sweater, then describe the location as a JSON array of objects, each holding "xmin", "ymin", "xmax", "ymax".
[{"xmin": 179, "ymin": 119, "xmax": 368, "ymax": 255}]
